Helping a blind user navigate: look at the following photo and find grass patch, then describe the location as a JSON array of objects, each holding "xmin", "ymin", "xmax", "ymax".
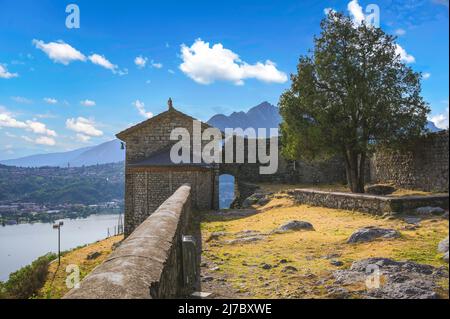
[
  {"xmin": 37, "ymin": 235, "xmax": 123, "ymax": 299},
  {"xmin": 201, "ymin": 195, "xmax": 448, "ymax": 299}
]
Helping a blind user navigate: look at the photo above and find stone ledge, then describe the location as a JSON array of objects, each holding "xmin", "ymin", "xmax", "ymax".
[
  {"xmin": 288, "ymin": 188, "xmax": 449, "ymax": 215},
  {"xmin": 64, "ymin": 184, "xmax": 192, "ymax": 299}
]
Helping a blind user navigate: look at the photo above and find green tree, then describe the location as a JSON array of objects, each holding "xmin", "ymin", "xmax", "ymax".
[{"xmin": 279, "ymin": 12, "xmax": 429, "ymax": 193}]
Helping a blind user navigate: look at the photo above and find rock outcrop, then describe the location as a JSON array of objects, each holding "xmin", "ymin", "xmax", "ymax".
[{"xmin": 347, "ymin": 227, "xmax": 400, "ymax": 243}]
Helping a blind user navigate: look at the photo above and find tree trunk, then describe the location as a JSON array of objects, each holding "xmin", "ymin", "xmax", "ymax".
[{"xmin": 344, "ymin": 148, "xmax": 366, "ymax": 193}]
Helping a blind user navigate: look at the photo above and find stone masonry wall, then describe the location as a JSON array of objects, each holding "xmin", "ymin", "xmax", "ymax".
[
  {"xmin": 288, "ymin": 188, "xmax": 449, "ymax": 215},
  {"xmin": 64, "ymin": 185, "xmax": 193, "ymax": 299},
  {"xmin": 125, "ymin": 167, "xmax": 214, "ymax": 236},
  {"xmin": 370, "ymin": 131, "xmax": 449, "ymax": 192}
]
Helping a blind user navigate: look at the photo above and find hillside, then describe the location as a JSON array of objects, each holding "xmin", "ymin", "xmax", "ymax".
[
  {"xmin": 0, "ymin": 163, "xmax": 124, "ymax": 204},
  {"xmin": 0, "ymin": 140, "xmax": 124, "ymax": 168}
]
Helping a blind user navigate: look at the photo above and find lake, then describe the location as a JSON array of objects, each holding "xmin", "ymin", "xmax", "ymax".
[{"xmin": 0, "ymin": 214, "xmax": 122, "ymax": 282}]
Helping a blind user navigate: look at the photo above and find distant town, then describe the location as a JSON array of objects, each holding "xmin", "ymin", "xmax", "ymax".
[{"xmin": 0, "ymin": 199, "xmax": 124, "ymax": 226}]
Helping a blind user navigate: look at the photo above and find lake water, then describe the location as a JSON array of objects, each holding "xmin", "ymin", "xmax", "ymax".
[{"xmin": 0, "ymin": 214, "xmax": 121, "ymax": 282}]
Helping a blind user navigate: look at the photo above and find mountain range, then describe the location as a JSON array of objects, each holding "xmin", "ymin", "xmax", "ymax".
[{"xmin": 1, "ymin": 102, "xmax": 443, "ymax": 168}]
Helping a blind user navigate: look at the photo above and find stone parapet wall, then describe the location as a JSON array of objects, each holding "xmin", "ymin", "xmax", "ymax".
[
  {"xmin": 370, "ymin": 131, "xmax": 449, "ymax": 192},
  {"xmin": 287, "ymin": 188, "xmax": 449, "ymax": 215},
  {"xmin": 64, "ymin": 184, "xmax": 193, "ymax": 299}
]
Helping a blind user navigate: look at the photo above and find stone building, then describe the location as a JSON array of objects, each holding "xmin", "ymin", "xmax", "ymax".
[{"xmin": 117, "ymin": 99, "xmax": 219, "ymax": 236}]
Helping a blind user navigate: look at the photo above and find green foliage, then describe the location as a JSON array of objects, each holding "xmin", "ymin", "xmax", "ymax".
[
  {"xmin": 279, "ymin": 12, "xmax": 429, "ymax": 192},
  {"xmin": 0, "ymin": 163, "xmax": 124, "ymax": 204},
  {"xmin": 1, "ymin": 253, "xmax": 57, "ymax": 299}
]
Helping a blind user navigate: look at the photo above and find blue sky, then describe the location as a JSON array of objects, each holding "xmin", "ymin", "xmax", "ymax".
[{"xmin": 0, "ymin": 0, "xmax": 448, "ymax": 160}]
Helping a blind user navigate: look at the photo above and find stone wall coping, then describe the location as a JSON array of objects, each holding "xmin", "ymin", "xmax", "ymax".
[
  {"xmin": 290, "ymin": 188, "xmax": 449, "ymax": 202},
  {"xmin": 64, "ymin": 184, "xmax": 192, "ymax": 299}
]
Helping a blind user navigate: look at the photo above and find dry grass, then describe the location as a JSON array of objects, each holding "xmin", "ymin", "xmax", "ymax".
[
  {"xmin": 37, "ymin": 235, "xmax": 123, "ymax": 299},
  {"xmin": 201, "ymin": 195, "xmax": 448, "ymax": 298}
]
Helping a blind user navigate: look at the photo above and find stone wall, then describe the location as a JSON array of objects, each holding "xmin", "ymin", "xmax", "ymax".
[
  {"xmin": 220, "ymin": 137, "xmax": 346, "ymax": 185},
  {"xmin": 120, "ymin": 110, "xmax": 212, "ymax": 164},
  {"xmin": 287, "ymin": 188, "xmax": 449, "ymax": 215},
  {"xmin": 64, "ymin": 184, "xmax": 194, "ymax": 299},
  {"xmin": 125, "ymin": 167, "xmax": 215, "ymax": 236},
  {"xmin": 370, "ymin": 131, "xmax": 449, "ymax": 192}
]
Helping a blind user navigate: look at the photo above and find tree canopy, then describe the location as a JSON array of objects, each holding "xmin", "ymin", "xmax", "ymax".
[{"xmin": 279, "ymin": 12, "xmax": 429, "ymax": 193}]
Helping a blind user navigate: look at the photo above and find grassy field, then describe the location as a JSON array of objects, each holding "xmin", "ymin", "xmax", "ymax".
[
  {"xmin": 201, "ymin": 194, "xmax": 449, "ymax": 298},
  {"xmin": 37, "ymin": 235, "xmax": 123, "ymax": 299}
]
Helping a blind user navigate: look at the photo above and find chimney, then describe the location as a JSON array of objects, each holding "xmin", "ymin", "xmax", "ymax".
[{"xmin": 168, "ymin": 98, "xmax": 174, "ymax": 111}]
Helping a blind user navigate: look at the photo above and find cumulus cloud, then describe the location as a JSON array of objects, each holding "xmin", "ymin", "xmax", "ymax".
[
  {"xmin": 179, "ymin": 39, "xmax": 288, "ymax": 85},
  {"xmin": 347, "ymin": 0, "xmax": 365, "ymax": 26},
  {"xmin": 66, "ymin": 117, "xmax": 103, "ymax": 137},
  {"xmin": 395, "ymin": 44, "xmax": 415, "ymax": 64},
  {"xmin": 133, "ymin": 100, "xmax": 153, "ymax": 118},
  {"xmin": 80, "ymin": 99, "xmax": 96, "ymax": 107},
  {"xmin": 325, "ymin": 1, "xmax": 416, "ymax": 64},
  {"xmin": 89, "ymin": 54, "xmax": 117, "ymax": 72},
  {"xmin": 44, "ymin": 97, "xmax": 58, "ymax": 104},
  {"xmin": 134, "ymin": 55, "xmax": 148, "ymax": 68},
  {"xmin": 25, "ymin": 120, "xmax": 57, "ymax": 137},
  {"xmin": 0, "ymin": 64, "xmax": 19, "ymax": 79},
  {"xmin": 0, "ymin": 108, "xmax": 57, "ymax": 139},
  {"xmin": 430, "ymin": 100, "xmax": 449, "ymax": 130},
  {"xmin": 423, "ymin": 72, "xmax": 431, "ymax": 80},
  {"xmin": 32, "ymin": 39, "xmax": 86, "ymax": 65}
]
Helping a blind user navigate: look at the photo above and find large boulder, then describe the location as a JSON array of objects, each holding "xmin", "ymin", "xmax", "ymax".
[
  {"xmin": 365, "ymin": 184, "xmax": 396, "ymax": 196},
  {"xmin": 347, "ymin": 227, "xmax": 400, "ymax": 243},
  {"xmin": 276, "ymin": 220, "xmax": 314, "ymax": 233},
  {"xmin": 332, "ymin": 257, "xmax": 448, "ymax": 299}
]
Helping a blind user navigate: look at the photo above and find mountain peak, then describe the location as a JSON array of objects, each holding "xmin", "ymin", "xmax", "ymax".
[{"xmin": 207, "ymin": 102, "xmax": 280, "ymax": 135}]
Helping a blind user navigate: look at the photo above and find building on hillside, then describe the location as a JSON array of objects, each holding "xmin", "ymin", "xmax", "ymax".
[{"xmin": 116, "ymin": 99, "xmax": 219, "ymax": 236}]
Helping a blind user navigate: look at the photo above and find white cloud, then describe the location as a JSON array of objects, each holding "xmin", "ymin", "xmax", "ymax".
[
  {"xmin": 11, "ymin": 96, "xmax": 32, "ymax": 104},
  {"xmin": 89, "ymin": 54, "xmax": 117, "ymax": 72},
  {"xmin": 179, "ymin": 39, "xmax": 288, "ymax": 85},
  {"xmin": 168, "ymin": 69, "xmax": 175, "ymax": 74},
  {"xmin": 0, "ymin": 112, "xmax": 27, "ymax": 129},
  {"xmin": 0, "ymin": 64, "xmax": 19, "ymax": 79},
  {"xmin": 32, "ymin": 39, "xmax": 86, "ymax": 65},
  {"xmin": 35, "ymin": 136, "xmax": 56, "ymax": 146},
  {"xmin": 134, "ymin": 55, "xmax": 148, "ymax": 68},
  {"xmin": 44, "ymin": 97, "xmax": 58, "ymax": 104},
  {"xmin": 430, "ymin": 109, "xmax": 449, "ymax": 130},
  {"xmin": 395, "ymin": 28, "xmax": 406, "ymax": 36},
  {"xmin": 0, "ymin": 108, "xmax": 57, "ymax": 138},
  {"xmin": 347, "ymin": 0, "xmax": 365, "ymax": 26},
  {"xmin": 324, "ymin": 8, "xmax": 336, "ymax": 15},
  {"xmin": 25, "ymin": 120, "xmax": 57, "ymax": 137},
  {"xmin": 21, "ymin": 135, "xmax": 56, "ymax": 146},
  {"xmin": 133, "ymin": 100, "xmax": 153, "ymax": 119},
  {"xmin": 395, "ymin": 44, "xmax": 415, "ymax": 64},
  {"xmin": 80, "ymin": 99, "xmax": 96, "ymax": 107},
  {"xmin": 325, "ymin": 1, "xmax": 415, "ymax": 65},
  {"xmin": 66, "ymin": 117, "xmax": 103, "ymax": 137},
  {"xmin": 151, "ymin": 60, "xmax": 163, "ymax": 69},
  {"xmin": 423, "ymin": 72, "xmax": 431, "ymax": 80}
]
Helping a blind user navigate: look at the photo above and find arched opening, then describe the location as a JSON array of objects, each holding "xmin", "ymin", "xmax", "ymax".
[{"xmin": 219, "ymin": 174, "xmax": 235, "ymax": 209}]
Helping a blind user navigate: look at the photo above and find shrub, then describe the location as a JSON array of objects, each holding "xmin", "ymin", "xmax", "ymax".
[{"xmin": 1, "ymin": 253, "xmax": 56, "ymax": 299}]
